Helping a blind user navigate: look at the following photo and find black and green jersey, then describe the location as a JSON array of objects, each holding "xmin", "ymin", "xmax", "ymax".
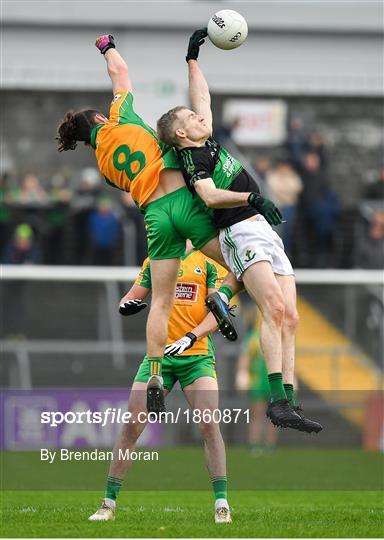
[
  {"xmin": 177, "ymin": 138, "xmax": 259, "ymax": 229},
  {"xmin": 178, "ymin": 138, "xmax": 242, "ymax": 190}
]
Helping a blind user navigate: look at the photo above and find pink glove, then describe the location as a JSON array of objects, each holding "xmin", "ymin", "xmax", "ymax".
[{"xmin": 95, "ymin": 34, "xmax": 115, "ymax": 55}]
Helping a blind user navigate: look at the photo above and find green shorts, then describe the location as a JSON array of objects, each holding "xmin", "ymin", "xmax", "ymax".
[
  {"xmin": 134, "ymin": 354, "xmax": 217, "ymax": 391},
  {"xmin": 143, "ymin": 187, "xmax": 217, "ymax": 260}
]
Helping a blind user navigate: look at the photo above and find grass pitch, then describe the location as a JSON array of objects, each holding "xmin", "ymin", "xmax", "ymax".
[
  {"xmin": 1, "ymin": 490, "xmax": 382, "ymax": 538},
  {"xmin": 1, "ymin": 448, "xmax": 383, "ymax": 537},
  {"xmin": 2, "ymin": 447, "xmax": 383, "ymax": 491}
]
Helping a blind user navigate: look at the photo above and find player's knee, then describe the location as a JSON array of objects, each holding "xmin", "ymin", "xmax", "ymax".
[
  {"xmin": 284, "ymin": 307, "xmax": 299, "ymax": 332},
  {"xmin": 198, "ymin": 420, "xmax": 219, "ymax": 440},
  {"xmin": 264, "ymin": 292, "xmax": 285, "ymax": 327},
  {"xmin": 121, "ymin": 413, "xmax": 146, "ymax": 441}
]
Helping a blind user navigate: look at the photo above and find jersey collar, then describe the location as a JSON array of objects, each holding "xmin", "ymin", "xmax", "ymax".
[
  {"xmin": 178, "ymin": 137, "xmax": 212, "ymax": 152},
  {"xmin": 90, "ymin": 124, "xmax": 104, "ymax": 149}
]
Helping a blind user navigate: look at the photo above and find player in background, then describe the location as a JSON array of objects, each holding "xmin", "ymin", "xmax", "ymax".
[
  {"xmin": 236, "ymin": 311, "xmax": 279, "ymax": 455},
  {"xmin": 89, "ymin": 241, "xmax": 232, "ymax": 524},
  {"xmin": 56, "ymin": 34, "xmax": 253, "ymax": 414},
  {"xmin": 156, "ymin": 29, "xmax": 322, "ymax": 433}
]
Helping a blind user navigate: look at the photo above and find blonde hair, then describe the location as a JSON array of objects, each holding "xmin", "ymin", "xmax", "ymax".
[{"xmin": 157, "ymin": 106, "xmax": 187, "ymax": 146}]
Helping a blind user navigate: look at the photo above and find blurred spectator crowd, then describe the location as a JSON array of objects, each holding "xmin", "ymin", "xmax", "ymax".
[
  {"xmin": 216, "ymin": 117, "xmax": 384, "ymax": 270},
  {"xmin": 0, "ymin": 168, "xmax": 147, "ymax": 267},
  {"xmin": 1, "ymin": 117, "xmax": 383, "ymax": 269}
]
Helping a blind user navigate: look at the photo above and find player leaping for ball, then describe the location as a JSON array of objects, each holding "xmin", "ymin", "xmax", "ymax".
[
  {"xmin": 89, "ymin": 241, "xmax": 232, "ymax": 524},
  {"xmin": 156, "ymin": 29, "xmax": 322, "ymax": 433},
  {"xmin": 56, "ymin": 34, "xmax": 254, "ymax": 416}
]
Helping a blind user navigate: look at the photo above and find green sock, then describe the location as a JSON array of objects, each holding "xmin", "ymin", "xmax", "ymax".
[
  {"xmin": 284, "ymin": 383, "xmax": 296, "ymax": 407},
  {"xmin": 147, "ymin": 357, "xmax": 163, "ymax": 377},
  {"xmin": 268, "ymin": 372, "xmax": 287, "ymax": 402},
  {"xmin": 211, "ymin": 476, "xmax": 228, "ymax": 501},
  {"xmin": 105, "ymin": 475, "xmax": 122, "ymax": 501},
  {"xmin": 218, "ymin": 285, "xmax": 233, "ymax": 302}
]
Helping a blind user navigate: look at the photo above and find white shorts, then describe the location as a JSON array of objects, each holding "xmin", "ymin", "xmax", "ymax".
[{"xmin": 219, "ymin": 215, "xmax": 294, "ymax": 280}]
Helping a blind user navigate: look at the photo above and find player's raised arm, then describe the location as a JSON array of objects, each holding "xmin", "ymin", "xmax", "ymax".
[
  {"xmin": 186, "ymin": 29, "xmax": 213, "ymax": 134},
  {"xmin": 95, "ymin": 34, "xmax": 133, "ymax": 94}
]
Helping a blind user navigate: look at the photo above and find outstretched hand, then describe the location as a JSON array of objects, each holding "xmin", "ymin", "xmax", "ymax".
[
  {"xmin": 95, "ymin": 34, "xmax": 116, "ymax": 55},
  {"xmin": 119, "ymin": 299, "xmax": 148, "ymax": 316},
  {"xmin": 248, "ymin": 193, "xmax": 283, "ymax": 226},
  {"xmin": 186, "ymin": 28, "xmax": 208, "ymax": 62}
]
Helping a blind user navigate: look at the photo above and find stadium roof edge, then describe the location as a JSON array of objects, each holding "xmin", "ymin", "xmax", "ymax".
[{"xmin": 2, "ymin": 1, "xmax": 383, "ymax": 34}]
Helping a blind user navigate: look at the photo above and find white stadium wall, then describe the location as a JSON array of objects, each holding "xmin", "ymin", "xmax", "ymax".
[
  {"xmin": 1, "ymin": 0, "xmax": 383, "ymax": 195},
  {"xmin": 2, "ymin": 1, "xmax": 383, "ymax": 126}
]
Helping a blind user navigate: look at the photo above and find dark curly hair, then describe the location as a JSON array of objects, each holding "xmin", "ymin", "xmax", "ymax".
[{"xmin": 57, "ymin": 109, "xmax": 101, "ymax": 152}]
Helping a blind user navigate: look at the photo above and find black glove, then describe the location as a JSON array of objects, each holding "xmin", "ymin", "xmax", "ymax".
[
  {"xmin": 119, "ymin": 299, "xmax": 148, "ymax": 316},
  {"xmin": 186, "ymin": 28, "xmax": 208, "ymax": 62},
  {"xmin": 164, "ymin": 332, "xmax": 197, "ymax": 356},
  {"xmin": 248, "ymin": 193, "xmax": 283, "ymax": 226}
]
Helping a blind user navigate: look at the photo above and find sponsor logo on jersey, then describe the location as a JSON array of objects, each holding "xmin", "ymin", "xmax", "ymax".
[
  {"xmin": 178, "ymin": 267, "xmax": 184, "ymax": 277},
  {"xmin": 222, "ymin": 154, "xmax": 236, "ymax": 177},
  {"xmin": 194, "ymin": 267, "xmax": 203, "ymax": 275},
  {"xmin": 175, "ymin": 282, "xmax": 199, "ymax": 302}
]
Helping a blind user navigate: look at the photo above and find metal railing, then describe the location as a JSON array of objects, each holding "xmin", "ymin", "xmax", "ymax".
[{"xmin": 1, "ymin": 266, "xmax": 383, "ymax": 389}]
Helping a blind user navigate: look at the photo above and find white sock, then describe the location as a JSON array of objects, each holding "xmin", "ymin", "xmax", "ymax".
[
  {"xmin": 215, "ymin": 498, "xmax": 229, "ymax": 510},
  {"xmin": 217, "ymin": 291, "xmax": 229, "ymax": 304},
  {"xmin": 104, "ymin": 497, "xmax": 116, "ymax": 509}
]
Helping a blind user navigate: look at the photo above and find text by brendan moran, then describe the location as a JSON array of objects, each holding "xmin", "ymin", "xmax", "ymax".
[{"xmin": 40, "ymin": 448, "xmax": 159, "ymax": 464}]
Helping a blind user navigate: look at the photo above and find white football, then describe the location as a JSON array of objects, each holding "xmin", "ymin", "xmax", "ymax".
[{"xmin": 207, "ymin": 9, "xmax": 248, "ymax": 50}]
